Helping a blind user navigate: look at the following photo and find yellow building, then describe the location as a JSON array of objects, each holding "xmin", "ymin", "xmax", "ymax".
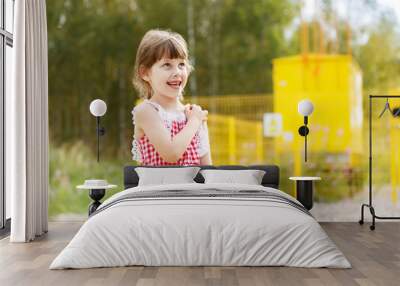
[{"xmin": 273, "ymin": 54, "xmax": 363, "ymax": 171}]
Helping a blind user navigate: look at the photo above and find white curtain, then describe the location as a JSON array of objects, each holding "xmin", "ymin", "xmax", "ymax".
[{"xmin": 7, "ymin": 0, "xmax": 49, "ymax": 242}]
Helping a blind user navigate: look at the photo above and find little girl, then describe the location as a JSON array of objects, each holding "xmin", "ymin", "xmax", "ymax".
[{"xmin": 131, "ymin": 29, "xmax": 212, "ymax": 166}]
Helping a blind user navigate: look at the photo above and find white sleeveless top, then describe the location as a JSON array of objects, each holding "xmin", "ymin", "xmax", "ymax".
[{"xmin": 131, "ymin": 100, "xmax": 210, "ymax": 162}]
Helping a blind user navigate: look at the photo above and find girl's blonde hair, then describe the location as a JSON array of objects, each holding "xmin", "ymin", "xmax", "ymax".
[{"xmin": 133, "ymin": 29, "xmax": 193, "ymax": 99}]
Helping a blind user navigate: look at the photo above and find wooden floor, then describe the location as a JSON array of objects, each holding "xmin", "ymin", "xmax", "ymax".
[{"xmin": 0, "ymin": 222, "xmax": 399, "ymax": 286}]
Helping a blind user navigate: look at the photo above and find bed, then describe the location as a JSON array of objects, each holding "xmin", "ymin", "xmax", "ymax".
[{"xmin": 50, "ymin": 165, "xmax": 350, "ymax": 269}]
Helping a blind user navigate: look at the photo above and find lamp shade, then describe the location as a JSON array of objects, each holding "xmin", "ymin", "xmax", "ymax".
[
  {"xmin": 298, "ymin": 99, "xmax": 314, "ymax": 116},
  {"xmin": 89, "ymin": 99, "xmax": 107, "ymax": 117}
]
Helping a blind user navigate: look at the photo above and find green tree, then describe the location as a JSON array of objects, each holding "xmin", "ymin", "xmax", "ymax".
[{"xmin": 354, "ymin": 16, "xmax": 400, "ymax": 91}]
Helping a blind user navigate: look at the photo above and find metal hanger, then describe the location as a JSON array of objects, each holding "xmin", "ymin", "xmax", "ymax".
[{"xmin": 378, "ymin": 97, "xmax": 393, "ymax": 118}]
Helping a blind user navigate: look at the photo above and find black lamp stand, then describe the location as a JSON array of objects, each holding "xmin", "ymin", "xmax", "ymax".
[
  {"xmin": 298, "ymin": 116, "xmax": 310, "ymax": 162},
  {"xmin": 96, "ymin": 116, "xmax": 106, "ymax": 162},
  {"xmin": 359, "ymin": 95, "xmax": 400, "ymax": 230}
]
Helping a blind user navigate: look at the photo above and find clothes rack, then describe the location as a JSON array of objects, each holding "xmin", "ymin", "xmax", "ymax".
[{"xmin": 359, "ymin": 95, "xmax": 400, "ymax": 230}]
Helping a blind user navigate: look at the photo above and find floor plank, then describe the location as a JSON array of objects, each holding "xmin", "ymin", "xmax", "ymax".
[{"xmin": 0, "ymin": 222, "xmax": 399, "ymax": 286}]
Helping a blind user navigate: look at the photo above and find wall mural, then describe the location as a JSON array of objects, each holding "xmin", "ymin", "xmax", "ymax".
[{"xmin": 47, "ymin": 0, "xmax": 400, "ymax": 221}]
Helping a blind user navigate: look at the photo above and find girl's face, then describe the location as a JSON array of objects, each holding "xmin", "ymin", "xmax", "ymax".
[{"xmin": 142, "ymin": 57, "xmax": 189, "ymax": 99}]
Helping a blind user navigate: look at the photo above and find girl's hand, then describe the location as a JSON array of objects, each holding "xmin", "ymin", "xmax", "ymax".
[{"xmin": 185, "ymin": 104, "xmax": 208, "ymax": 123}]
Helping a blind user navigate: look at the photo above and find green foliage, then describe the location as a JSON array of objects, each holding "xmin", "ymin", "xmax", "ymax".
[
  {"xmin": 49, "ymin": 141, "xmax": 127, "ymax": 218},
  {"xmin": 354, "ymin": 16, "xmax": 400, "ymax": 91}
]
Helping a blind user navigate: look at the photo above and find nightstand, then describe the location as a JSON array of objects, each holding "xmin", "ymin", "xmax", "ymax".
[
  {"xmin": 77, "ymin": 180, "xmax": 117, "ymax": 216},
  {"xmin": 289, "ymin": 177, "xmax": 321, "ymax": 210}
]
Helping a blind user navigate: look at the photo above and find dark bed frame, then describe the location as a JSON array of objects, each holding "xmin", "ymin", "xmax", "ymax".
[{"xmin": 124, "ymin": 165, "xmax": 280, "ymax": 189}]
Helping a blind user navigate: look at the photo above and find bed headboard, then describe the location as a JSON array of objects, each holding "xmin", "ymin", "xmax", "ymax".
[{"xmin": 123, "ymin": 165, "xmax": 280, "ymax": 190}]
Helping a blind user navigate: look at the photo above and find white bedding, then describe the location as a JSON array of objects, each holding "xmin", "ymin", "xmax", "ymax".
[{"xmin": 50, "ymin": 183, "xmax": 351, "ymax": 269}]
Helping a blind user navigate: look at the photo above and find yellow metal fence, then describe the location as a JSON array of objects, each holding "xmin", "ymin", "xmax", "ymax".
[
  {"xmin": 207, "ymin": 114, "xmax": 264, "ymax": 165},
  {"xmin": 186, "ymin": 94, "xmax": 272, "ymax": 165}
]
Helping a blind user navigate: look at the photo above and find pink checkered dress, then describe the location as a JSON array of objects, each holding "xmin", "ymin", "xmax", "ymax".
[{"xmin": 132, "ymin": 100, "xmax": 208, "ymax": 166}]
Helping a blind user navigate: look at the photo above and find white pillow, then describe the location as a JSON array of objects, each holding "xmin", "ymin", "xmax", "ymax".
[
  {"xmin": 135, "ymin": 167, "xmax": 200, "ymax": 186},
  {"xmin": 200, "ymin": 169, "xmax": 266, "ymax": 185}
]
